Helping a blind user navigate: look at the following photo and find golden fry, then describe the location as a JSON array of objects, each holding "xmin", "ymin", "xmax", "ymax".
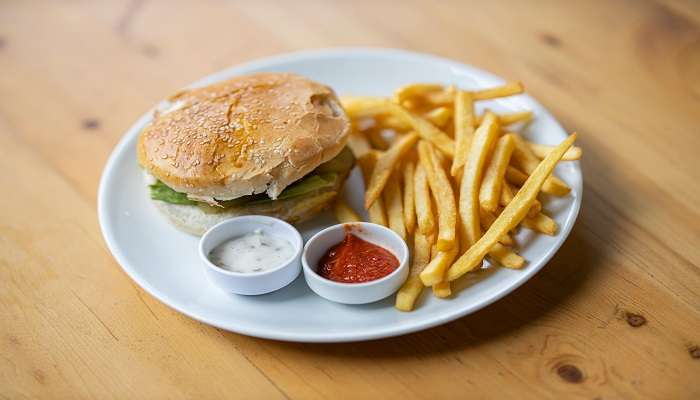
[
  {"xmin": 420, "ymin": 236, "xmax": 459, "ymax": 286},
  {"xmin": 450, "ymin": 91, "xmax": 475, "ymax": 176},
  {"xmin": 394, "ymin": 83, "xmax": 445, "ymax": 105},
  {"xmin": 395, "ymin": 232, "xmax": 432, "ymax": 311},
  {"xmin": 472, "ymin": 81, "xmax": 524, "ymax": 101},
  {"xmin": 364, "ymin": 132, "xmax": 419, "ymax": 208},
  {"xmin": 511, "ymin": 134, "xmax": 571, "ymax": 196},
  {"xmin": 402, "ymin": 160, "xmax": 417, "ymax": 235},
  {"xmin": 522, "ymin": 212, "xmax": 558, "ymax": 235},
  {"xmin": 480, "ymin": 208, "xmax": 513, "ymax": 246},
  {"xmin": 501, "ymin": 183, "xmax": 540, "ymax": 218},
  {"xmin": 432, "ymin": 281, "xmax": 451, "ymax": 298},
  {"xmin": 332, "ymin": 198, "xmax": 361, "ymax": 223},
  {"xmin": 488, "ymin": 243, "xmax": 525, "ymax": 269},
  {"xmin": 479, "ymin": 133, "xmax": 516, "ymax": 212},
  {"xmin": 505, "ymin": 166, "xmax": 528, "ymax": 186},
  {"xmin": 528, "ymin": 142, "xmax": 582, "ymax": 161},
  {"xmin": 476, "ymin": 111, "xmax": 533, "ymax": 126},
  {"xmin": 418, "ymin": 141, "xmax": 457, "ymax": 251},
  {"xmin": 384, "ymin": 170, "xmax": 406, "ymax": 240},
  {"xmin": 378, "ymin": 115, "xmax": 412, "ymax": 132},
  {"xmin": 413, "ymin": 163, "xmax": 436, "ymax": 235},
  {"xmin": 424, "ymin": 107, "xmax": 453, "ymax": 128},
  {"xmin": 447, "ymin": 133, "xmax": 577, "ymax": 281},
  {"xmin": 366, "ymin": 128, "xmax": 390, "ymax": 150},
  {"xmin": 357, "ymin": 152, "xmax": 387, "ymax": 226},
  {"xmin": 458, "ymin": 112, "xmax": 500, "ymax": 250},
  {"xmin": 347, "ymin": 131, "xmax": 372, "ymax": 158}
]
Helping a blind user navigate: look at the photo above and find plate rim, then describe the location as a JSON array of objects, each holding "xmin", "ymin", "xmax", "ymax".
[{"xmin": 98, "ymin": 47, "xmax": 582, "ymax": 342}]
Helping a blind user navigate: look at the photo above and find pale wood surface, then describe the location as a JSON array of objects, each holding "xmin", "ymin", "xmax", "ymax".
[{"xmin": 1, "ymin": 1, "xmax": 699, "ymax": 399}]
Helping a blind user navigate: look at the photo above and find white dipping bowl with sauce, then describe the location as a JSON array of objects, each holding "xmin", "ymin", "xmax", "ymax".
[
  {"xmin": 302, "ymin": 222, "xmax": 409, "ymax": 305},
  {"xmin": 199, "ymin": 216, "xmax": 303, "ymax": 295}
]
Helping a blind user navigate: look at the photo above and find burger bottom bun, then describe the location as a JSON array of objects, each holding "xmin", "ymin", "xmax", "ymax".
[{"xmin": 153, "ymin": 190, "xmax": 338, "ymax": 236}]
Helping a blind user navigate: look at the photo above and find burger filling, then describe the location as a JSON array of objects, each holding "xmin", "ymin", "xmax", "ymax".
[{"xmin": 148, "ymin": 147, "xmax": 355, "ymax": 211}]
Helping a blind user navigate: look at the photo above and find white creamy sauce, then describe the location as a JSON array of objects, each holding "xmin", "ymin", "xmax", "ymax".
[{"xmin": 208, "ymin": 229, "xmax": 295, "ymax": 273}]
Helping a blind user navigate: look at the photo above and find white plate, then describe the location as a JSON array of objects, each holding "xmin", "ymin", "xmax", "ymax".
[{"xmin": 98, "ymin": 48, "xmax": 582, "ymax": 342}]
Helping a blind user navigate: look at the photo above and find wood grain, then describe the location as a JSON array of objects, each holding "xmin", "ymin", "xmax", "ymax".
[{"xmin": 1, "ymin": 1, "xmax": 699, "ymax": 399}]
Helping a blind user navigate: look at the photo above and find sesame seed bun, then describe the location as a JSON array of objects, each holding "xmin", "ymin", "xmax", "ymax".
[{"xmin": 137, "ymin": 73, "xmax": 350, "ymax": 200}]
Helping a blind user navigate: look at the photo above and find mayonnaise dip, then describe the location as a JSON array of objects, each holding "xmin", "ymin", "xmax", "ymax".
[{"xmin": 208, "ymin": 229, "xmax": 295, "ymax": 273}]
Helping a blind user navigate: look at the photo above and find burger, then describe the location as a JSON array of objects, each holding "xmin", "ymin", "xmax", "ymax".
[{"xmin": 137, "ymin": 73, "xmax": 353, "ymax": 235}]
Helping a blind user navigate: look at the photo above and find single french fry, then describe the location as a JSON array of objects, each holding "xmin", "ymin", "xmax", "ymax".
[
  {"xmin": 511, "ymin": 134, "xmax": 571, "ymax": 196},
  {"xmin": 472, "ymin": 81, "xmax": 524, "ymax": 101},
  {"xmin": 447, "ymin": 133, "xmax": 577, "ymax": 281},
  {"xmin": 450, "ymin": 91, "xmax": 475, "ymax": 176},
  {"xmin": 505, "ymin": 166, "xmax": 528, "ymax": 186},
  {"xmin": 501, "ymin": 183, "xmax": 541, "ymax": 219},
  {"xmin": 458, "ymin": 112, "xmax": 500, "ymax": 251},
  {"xmin": 384, "ymin": 169, "xmax": 406, "ymax": 240},
  {"xmin": 480, "ymin": 208, "xmax": 513, "ymax": 246},
  {"xmin": 404, "ymin": 111, "xmax": 455, "ymax": 158},
  {"xmin": 394, "ymin": 83, "xmax": 445, "ymax": 105},
  {"xmin": 403, "ymin": 160, "xmax": 417, "ymax": 235},
  {"xmin": 413, "ymin": 163, "xmax": 436, "ymax": 235},
  {"xmin": 488, "ymin": 243, "xmax": 525, "ymax": 269},
  {"xmin": 418, "ymin": 141, "xmax": 457, "ymax": 251},
  {"xmin": 528, "ymin": 142, "xmax": 582, "ymax": 161},
  {"xmin": 432, "ymin": 281, "xmax": 451, "ymax": 298},
  {"xmin": 420, "ymin": 235, "xmax": 459, "ymax": 286},
  {"xmin": 424, "ymin": 107, "xmax": 453, "ymax": 128},
  {"xmin": 425, "ymin": 87, "xmax": 457, "ymax": 106},
  {"xmin": 366, "ymin": 128, "xmax": 390, "ymax": 150},
  {"xmin": 332, "ymin": 198, "xmax": 361, "ymax": 223},
  {"xmin": 379, "ymin": 115, "xmax": 412, "ymax": 132},
  {"xmin": 479, "ymin": 133, "xmax": 516, "ymax": 212},
  {"xmin": 522, "ymin": 212, "xmax": 558, "ymax": 235},
  {"xmin": 476, "ymin": 111, "xmax": 533, "ymax": 126},
  {"xmin": 343, "ymin": 97, "xmax": 455, "ymax": 157},
  {"xmin": 347, "ymin": 131, "xmax": 372, "ymax": 158},
  {"xmin": 364, "ymin": 132, "xmax": 419, "ymax": 208},
  {"xmin": 396, "ymin": 232, "xmax": 432, "ymax": 311},
  {"xmin": 357, "ymin": 152, "xmax": 387, "ymax": 226}
]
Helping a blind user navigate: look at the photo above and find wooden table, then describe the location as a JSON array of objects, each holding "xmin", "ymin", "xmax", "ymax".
[{"xmin": 2, "ymin": 1, "xmax": 699, "ymax": 398}]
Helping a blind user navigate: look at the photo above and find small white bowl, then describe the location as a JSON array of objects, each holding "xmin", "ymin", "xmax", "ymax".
[
  {"xmin": 199, "ymin": 216, "xmax": 303, "ymax": 295},
  {"xmin": 302, "ymin": 222, "xmax": 409, "ymax": 304}
]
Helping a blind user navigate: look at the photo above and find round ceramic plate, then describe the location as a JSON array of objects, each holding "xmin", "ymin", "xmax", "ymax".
[{"xmin": 98, "ymin": 48, "xmax": 582, "ymax": 342}]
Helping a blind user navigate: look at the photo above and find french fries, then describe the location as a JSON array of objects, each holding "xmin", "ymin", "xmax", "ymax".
[
  {"xmin": 413, "ymin": 163, "xmax": 436, "ymax": 235},
  {"xmin": 365, "ymin": 132, "xmax": 419, "ymax": 208},
  {"xmin": 447, "ymin": 134, "xmax": 577, "ymax": 281},
  {"xmin": 511, "ymin": 134, "xmax": 571, "ymax": 196},
  {"xmin": 432, "ymin": 281, "xmax": 451, "ymax": 298},
  {"xmin": 384, "ymin": 170, "xmax": 406, "ymax": 240},
  {"xmin": 346, "ymin": 81, "xmax": 581, "ymax": 311},
  {"xmin": 528, "ymin": 142, "xmax": 582, "ymax": 161},
  {"xmin": 459, "ymin": 112, "xmax": 500, "ymax": 249},
  {"xmin": 479, "ymin": 133, "xmax": 515, "ymax": 212},
  {"xmin": 424, "ymin": 107, "xmax": 453, "ymax": 128},
  {"xmin": 420, "ymin": 236, "xmax": 459, "ymax": 286},
  {"xmin": 501, "ymin": 183, "xmax": 540, "ymax": 218},
  {"xmin": 477, "ymin": 111, "xmax": 534, "ymax": 126},
  {"xmin": 472, "ymin": 81, "xmax": 524, "ymax": 101},
  {"xmin": 451, "ymin": 91, "xmax": 475, "ymax": 176},
  {"xmin": 394, "ymin": 83, "xmax": 444, "ymax": 105},
  {"xmin": 332, "ymin": 198, "xmax": 361, "ymax": 223},
  {"xmin": 522, "ymin": 212, "xmax": 558, "ymax": 235},
  {"xmin": 347, "ymin": 131, "xmax": 372, "ymax": 158},
  {"xmin": 357, "ymin": 152, "xmax": 387, "ymax": 226},
  {"xmin": 402, "ymin": 160, "xmax": 417, "ymax": 235},
  {"xmin": 418, "ymin": 141, "xmax": 457, "ymax": 251},
  {"xmin": 395, "ymin": 232, "xmax": 432, "ymax": 311}
]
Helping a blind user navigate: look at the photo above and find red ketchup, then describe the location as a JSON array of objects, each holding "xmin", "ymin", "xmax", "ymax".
[{"xmin": 318, "ymin": 232, "xmax": 399, "ymax": 283}]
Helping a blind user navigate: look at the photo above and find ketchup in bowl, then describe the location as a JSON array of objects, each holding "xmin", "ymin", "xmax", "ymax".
[{"xmin": 318, "ymin": 232, "xmax": 399, "ymax": 283}]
